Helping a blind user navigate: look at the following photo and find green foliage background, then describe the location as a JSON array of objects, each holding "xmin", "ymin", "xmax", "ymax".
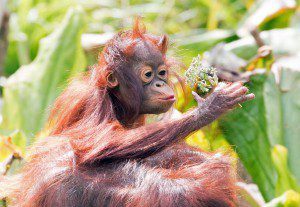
[{"xmin": 1, "ymin": 0, "xmax": 300, "ymax": 206}]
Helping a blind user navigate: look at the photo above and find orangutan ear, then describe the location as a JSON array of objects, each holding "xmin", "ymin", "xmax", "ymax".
[
  {"xmin": 157, "ymin": 34, "xmax": 168, "ymax": 54},
  {"xmin": 106, "ymin": 72, "xmax": 119, "ymax": 88}
]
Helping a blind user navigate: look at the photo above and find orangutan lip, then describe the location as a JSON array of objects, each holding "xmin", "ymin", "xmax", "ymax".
[{"xmin": 159, "ymin": 95, "xmax": 176, "ymax": 102}]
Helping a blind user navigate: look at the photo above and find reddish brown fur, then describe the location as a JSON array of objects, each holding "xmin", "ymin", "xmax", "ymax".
[{"xmin": 1, "ymin": 19, "xmax": 237, "ymax": 207}]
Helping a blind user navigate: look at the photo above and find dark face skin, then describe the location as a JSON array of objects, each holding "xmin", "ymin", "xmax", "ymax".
[{"xmin": 133, "ymin": 42, "xmax": 175, "ymax": 114}]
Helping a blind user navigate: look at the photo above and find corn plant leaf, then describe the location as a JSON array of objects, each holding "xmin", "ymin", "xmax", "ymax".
[
  {"xmin": 220, "ymin": 73, "xmax": 277, "ymax": 201},
  {"xmin": 277, "ymin": 67, "xmax": 300, "ymax": 182},
  {"xmin": 220, "ymin": 66, "xmax": 300, "ymax": 201},
  {"xmin": 4, "ymin": 0, "xmax": 76, "ymax": 75},
  {"xmin": 1, "ymin": 7, "xmax": 86, "ymax": 143},
  {"xmin": 265, "ymin": 63, "xmax": 300, "ymax": 182}
]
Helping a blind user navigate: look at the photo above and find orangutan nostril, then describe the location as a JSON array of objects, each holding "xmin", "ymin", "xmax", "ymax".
[{"xmin": 155, "ymin": 81, "xmax": 165, "ymax": 87}]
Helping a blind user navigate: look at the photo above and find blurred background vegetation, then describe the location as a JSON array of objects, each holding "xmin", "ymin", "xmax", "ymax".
[{"xmin": 0, "ymin": 0, "xmax": 300, "ymax": 206}]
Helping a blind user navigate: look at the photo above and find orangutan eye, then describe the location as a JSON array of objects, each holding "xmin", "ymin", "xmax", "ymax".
[
  {"xmin": 158, "ymin": 70, "xmax": 166, "ymax": 76},
  {"xmin": 140, "ymin": 66, "xmax": 154, "ymax": 83},
  {"xmin": 157, "ymin": 65, "xmax": 168, "ymax": 80},
  {"xmin": 145, "ymin": 71, "xmax": 153, "ymax": 77}
]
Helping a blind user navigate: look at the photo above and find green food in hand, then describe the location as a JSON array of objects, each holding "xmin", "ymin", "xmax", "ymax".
[{"xmin": 184, "ymin": 55, "xmax": 218, "ymax": 93}]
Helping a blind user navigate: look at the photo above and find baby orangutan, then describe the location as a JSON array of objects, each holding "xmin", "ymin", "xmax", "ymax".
[{"xmin": 2, "ymin": 19, "xmax": 254, "ymax": 207}]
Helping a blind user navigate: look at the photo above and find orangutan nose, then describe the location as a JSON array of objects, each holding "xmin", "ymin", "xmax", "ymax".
[{"xmin": 155, "ymin": 81, "xmax": 165, "ymax": 88}]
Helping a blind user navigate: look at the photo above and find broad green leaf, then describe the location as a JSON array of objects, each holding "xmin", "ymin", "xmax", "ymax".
[
  {"xmin": 220, "ymin": 73, "xmax": 277, "ymax": 201},
  {"xmin": 246, "ymin": 46, "xmax": 274, "ymax": 71},
  {"xmin": 3, "ymin": 13, "xmax": 31, "ymax": 75},
  {"xmin": 174, "ymin": 29, "xmax": 236, "ymax": 64},
  {"xmin": 266, "ymin": 64, "xmax": 300, "ymax": 181},
  {"xmin": 0, "ymin": 200, "xmax": 5, "ymax": 207},
  {"xmin": 272, "ymin": 145, "xmax": 299, "ymax": 196},
  {"xmin": 186, "ymin": 130, "xmax": 211, "ymax": 151},
  {"xmin": 237, "ymin": 0, "xmax": 297, "ymax": 37},
  {"xmin": 226, "ymin": 28, "xmax": 300, "ymax": 60},
  {"xmin": 203, "ymin": 43, "xmax": 247, "ymax": 73},
  {"xmin": 0, "ymin": 130, "xmax": 26, "ymax": 175},
  {"xmin": 263, "ymin": 72, "xmax": 283, "ymax": 146},
  {"xmin": 220, "ymin": 67, "xmax": 300, "ymax": 201},
  {"xmin": 279, "ymin": 67, "xmax": 300, "ymax": 182},
  {"xmin": 265, "ymin": 190, "xmax": 300, "ymax": 207},
  {"xmin": 0, "ymin": 134, "xmax": 23, "ymax": 162},
  {"xmin": 4, "ymin": 0, "xmax": 77, "ymax": 75},
  {"xmin": 5, "ymin": 130, "xmax": 26, "ymax": 155},
  {"xmin": 1, "ymin": 7, "xmax": 86, "ymax": 143},
  {"xmin": 236, "ymin": 182, "xmax": 266, "ymax": 207}
]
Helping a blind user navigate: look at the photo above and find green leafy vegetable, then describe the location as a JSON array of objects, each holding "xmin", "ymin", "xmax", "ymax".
[
  {"xmin": 185, "ymin": 54, "xmax": 218, "ymax": 93},
  {"xmin": 1, "ymin": 7, "xmax": 86, "ymax": 143},
  {"xmin": 220, "ymin": 67, "xmax": 300, "ymax": 201}
]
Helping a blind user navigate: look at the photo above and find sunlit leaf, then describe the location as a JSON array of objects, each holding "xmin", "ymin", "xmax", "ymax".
[
  {"xmin": 245, "ymin": 45, "xmax": 274, "ymax": 71},
  {"xmin": 264, "ymin": 190, "xmax": 300, "ymax": 207},
  {"xmin": 4, "ymin": 0, "xmax": 79, "ymax": 75},
  {"xmin": 204, "ymin": 43, "xmax": 247, "ymax": 72},
  {"xmin": 273, "ymin": 67, "xmax": 300, "ymax": 183},
  {"xmin": 220, "ymin": 66, "xmax": 300, "ymax": 201},
  {"xmin": 226, "ymin": 28, "xmax": 300, "ymax": 60},
  {"xmin": 186, "ymin": 130, "xmax": 211, "ymax": 151},
  {"xmin": 237, "ymin": 0, "xmax": 297, "ymax": 37},
  {"xmin": 174, "ymin": 29, "xmax": 235, "ymax": 64},
  {"xmin": 272, "ymin": 145, "xmax": 299, "ymax": 196},
  {"xmin": 220, "ymin": 73, "xmax": 277, "ymax": 201},
  {"xmin": 1, "ymin": 7, "xmax": 86, "ymax": 142},
  {"xmin": 236, "ymin": 182, "xmax": 266, "ymax": 207},
  {"xmin": 0, "ymin": 135, "xmax": 22, "ymax": 162}
]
